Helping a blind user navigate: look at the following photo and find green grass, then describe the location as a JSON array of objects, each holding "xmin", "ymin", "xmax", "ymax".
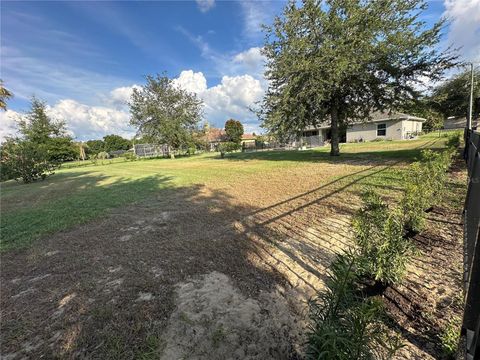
[{"xmin": 0, "ymin": 137, "xmax": 446, "ymax": 252}]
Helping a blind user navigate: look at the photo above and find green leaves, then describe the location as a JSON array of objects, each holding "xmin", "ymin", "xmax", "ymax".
[
  {"xmin": 307, "ymin": 251, "xmax": 403, "ymax": 360},
  {"xmin": 224, "ymin": 119, "xmax": 244, "ymax": 144},
  {"xmin": 1, "ymin": 97, "xmax": 72, "ymax": 183},
  {"xmin": 402, "ymin": 147, "xmax": 454, "ymax": 233},
  {"xmin": 129, "ymin": 74, "xmax": 203, "ymax": 151},
  {"xmin": 353, "ymin": 191, "xmax": 413, "ymax": 285}
]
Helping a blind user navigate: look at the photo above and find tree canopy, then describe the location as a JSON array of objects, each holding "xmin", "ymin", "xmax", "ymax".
[
  {"xmin": 429, "ymin": 68, "xmax": 480, "ymax": 119},
  {"xmin": 224, "ymin": 119, "xmax": 244, "ymax": 144},
  {"xmin": 103, "ymin": 134, "xmax": 131, "ymax": 152},
  {"xmin": 259, "ymin": 0, "xmax": 458, "ymax": 155},
  {"xmin": 129, "ymin": 74, "xmax": 203, "ymax": 156},
  {"xmin": 1, "ymin": 97, "xmax": 75, "ymax": 182}
]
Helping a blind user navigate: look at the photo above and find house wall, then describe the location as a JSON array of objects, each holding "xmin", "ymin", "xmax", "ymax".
[
  {"xmin": 346, "ymin": 120, "xmax": 403, "ymax": 142},
  {"xmin": 401, "ymin": 120, "xmax": 423, "ymax": 138}
]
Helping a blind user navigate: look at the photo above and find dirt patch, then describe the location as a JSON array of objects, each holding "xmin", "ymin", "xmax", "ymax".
[{"xmin": 161, "ymin": 271, "xmax": 304, "ymax": 359}]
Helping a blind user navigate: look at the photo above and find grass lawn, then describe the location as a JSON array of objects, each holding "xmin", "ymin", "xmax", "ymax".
[
  {"xmin": 0, "ymin": 136, "xmax": 449, "ymax": 252},
  {"xmin": 0, "ymin": 133, "xmax": 467, "ymax": 359}
]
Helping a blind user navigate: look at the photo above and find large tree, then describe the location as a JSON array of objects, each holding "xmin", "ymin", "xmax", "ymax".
[
  {"xmin": 1, "ymin": 98, "xmax": 73, "ymax": 182},
  {"xmin": 86, "ymin": 139, "xmax": 105, "ymax": 155},
  {"xmin": 259, "ymin": 0, "xmax": 458, "ymax": 155},
  {"xmin": 129, "ymin": 74, "xmax": 203, "ymax": 158},
  {"xmin": 429, "ymin": 68, "xmax": 480, "ymax": 119},
  {"xmin": 224, "ymin": 119, "xmax": 244, "ymax": 144},
  {"xmin": 103, "ymin": 134, "xmax": 131, "ymax": 152}
]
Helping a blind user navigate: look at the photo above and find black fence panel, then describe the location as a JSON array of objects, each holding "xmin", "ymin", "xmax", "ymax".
[{"xmin": 462, "ymin": 129, "xmax": 480, "ymax": 360}]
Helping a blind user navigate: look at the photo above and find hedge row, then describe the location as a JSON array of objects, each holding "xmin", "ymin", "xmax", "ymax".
[{"xmin": 306, "ymin": 133, "xmax": 461, "ymax": 359}]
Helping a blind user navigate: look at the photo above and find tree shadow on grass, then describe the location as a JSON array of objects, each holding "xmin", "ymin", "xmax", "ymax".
[
  {"xmin": 0, "ymin": 172, "xmax": 175, "ymax": 251},
  {"xmin": 219, "ymin": 139, "xmax": 440, "ymax": 163},
  {"xmin": 0, "ymin": 158, "xmax": 404, "ymax": 359}
]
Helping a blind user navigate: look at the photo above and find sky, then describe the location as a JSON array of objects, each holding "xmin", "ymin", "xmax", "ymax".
[{"xmin": 1, "ymin": 0, "xmax": 479, "ymax": 141}]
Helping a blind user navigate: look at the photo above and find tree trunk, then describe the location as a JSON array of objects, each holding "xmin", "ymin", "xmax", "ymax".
[{"xmin": 330, "ymin": 104, "xmax": 340, "ymax": 156}]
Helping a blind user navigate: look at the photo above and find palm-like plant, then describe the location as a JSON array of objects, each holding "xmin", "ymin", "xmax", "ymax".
[
  {"xmin": 307, "ymin": 251, "xmax": 403, "ymax": 359},
  {"xmin": 0, "ymin": 80, "xmax": 13, "ymax": 110}
]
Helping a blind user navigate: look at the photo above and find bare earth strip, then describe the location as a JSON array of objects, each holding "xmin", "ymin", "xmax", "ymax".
[{"xmin": 0, "ymin": 155, "xmax": 465, "ymax": 359}]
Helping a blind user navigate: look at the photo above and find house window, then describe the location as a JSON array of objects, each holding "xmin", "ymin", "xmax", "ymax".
[{"xmin": 377, "ymin": 123, "xmax": 386, "ymax": 136}]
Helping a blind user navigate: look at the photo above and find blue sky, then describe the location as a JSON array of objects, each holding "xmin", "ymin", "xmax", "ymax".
[{"xmin": 1, "ymin": 0, "xmax": 479, "ymax": 141}]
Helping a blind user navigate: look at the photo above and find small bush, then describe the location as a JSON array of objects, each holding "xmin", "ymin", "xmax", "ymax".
[
  {"xmin": 0, "ymin": 139, "xmax": 58, "ymax": 183},
  {"xmin": 307, "ymin": 251, "xmax": 402, "ymax": 359},
  {"xmin": 446, "ymin": 132, "xmax": 461, "ymax": 150},
  {"xmin": 97, "ymin": 151, "xmax": 110, "ymax": 160},
  {"xmin": 218, "ymin": 142, "xmax": 240, "ymax": 158},
  {"xmin": 401, "ymin": 162, "xmax": 432, "ymax": 233},
  {"xmin": 353, "ymin": 191, "xmax": 413, "ymax": 285},
  {"xmin": 122, "ymin": 152, "xmax": 137, "ymax": 161}
]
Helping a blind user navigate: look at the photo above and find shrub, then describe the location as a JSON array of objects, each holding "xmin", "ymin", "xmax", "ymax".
[
  {"xmin": 0, "ymin": 139, "xmax": 58, "ymax": 183},
  {"xmin": 97, "ymin": 151, "xmax": 110, "ymax": 160},
  {"xmin": 445, "ymin": 132, "xmax": 461, "ymax": 150},
  {"xmin": 401, "ymin": 161, "xmax": 432, "ymax": 233},
  {"xmin": 353, "ymin": 191, "xmax": 413, "ymax": 285},
  {"xmin": 307, "ymin": 251, "xmax": 402, "ymax": 359},
  {"xmin": 402, "ymin": 149, "xmax": 454, "ymax": 233},
  {"xmin": 218, "ymin": 142, "xmax": 240, "ymax": 158},
  {"xmin": 122, "ymin": 152, "xmax": 137, "ymax": 161}
]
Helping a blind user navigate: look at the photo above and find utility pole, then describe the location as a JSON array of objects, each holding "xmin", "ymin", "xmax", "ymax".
[{"xmin": 468, "ymin": 63, "xmax": 474, "ymax": 130}]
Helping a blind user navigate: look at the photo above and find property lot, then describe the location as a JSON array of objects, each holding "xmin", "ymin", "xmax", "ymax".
[{"xmin": 0, "ymin": 137, "xmax": 466, "ymax": 359}]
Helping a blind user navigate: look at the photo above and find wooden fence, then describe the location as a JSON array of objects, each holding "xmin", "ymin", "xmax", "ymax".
[{"xmin": 462, "ymin": 128, "xmax": 480, "ymax": 359}]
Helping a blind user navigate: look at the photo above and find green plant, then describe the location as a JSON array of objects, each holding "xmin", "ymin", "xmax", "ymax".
[
  {"xmin": 0, "ymin": 139, "xmax": 58, "ymax": 183},
  {"xmin": 218, "ymin": 142, "xmax": 240, "ymax": 158},
  {"xmin": 97, "ymin": 151, "xmax": 110, "ymax": 160},
  {"xmin": 401, "ymin": 161, "xmax": 432, "ymax": 233},
  {"xmin": 440, "ymin": 317, "xmax": 461, "ymax": 358},
  {"xmin": 122, "ymin": 152, "xmax": 137, "ymax": 161},
  {"xmin": 402, "ymin": 148, "xmax": 454, "ymax": 233},
  {"xmin": 307, "ymin": 251, "xmax": 402, "ymax": 359},
  {"xmin": 353, "ymin": 191, "xmax": 413, "ymax": 285},
  {"xmin": 446, "ymin": 132, "xmax": 461, "ymax": 150}
]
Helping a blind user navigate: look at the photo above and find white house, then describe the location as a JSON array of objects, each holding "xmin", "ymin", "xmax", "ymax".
[{"xmin": 297, "ymin": 112, "xmax": 426, "ymax": 147}]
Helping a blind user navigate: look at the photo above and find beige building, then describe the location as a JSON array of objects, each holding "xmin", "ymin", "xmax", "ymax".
[{"xmin": 297, "ymin": 112, "xmax": 426, "ymax": 147}]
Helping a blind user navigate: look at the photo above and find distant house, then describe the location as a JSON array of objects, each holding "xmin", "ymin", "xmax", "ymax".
[
  {"xmin": 241, "ymin": 133, "xmax": 256, "ymax": 148},
  {"xmin": 297, "ymin": 112, "xmax": 426, "ymax": 147},
  {"xmin": 204, "ymin": 128, "xmax": 227, "ymax": 151},
  {"xmin": 444, "ymin": 116, "xmax": 479, "ymax": 130}
]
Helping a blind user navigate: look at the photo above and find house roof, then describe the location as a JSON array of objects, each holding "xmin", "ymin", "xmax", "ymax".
[
  {"xmin": 205, "ymin": 128, "xmax": 227, "ymax": 142},
  {"xmin": 241, "ymin": 133, "xmax": 256, "ymax": 140},
  {"xmin": 305, "ymin": 111, "xmax": 426, "ymax": 130}
]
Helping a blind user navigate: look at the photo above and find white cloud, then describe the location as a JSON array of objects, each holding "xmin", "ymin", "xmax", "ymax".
[
  {"xmin": 109, "ymin": 85, "xmax": 141, "ymax": 106},
  {"xmin": 173, "ymin": 70, "xmax": 264, "ymax": 126},
  {"xmin": 233, "ymin": 47, "xmax": 266, "ymax": 78},
  {"xmin": 238, "ymin": 1, "xmax": 271, "ymax": 40},
  {"xmin": 47, "ymin": 100, "xmax": 135, "ymax": 140},
  {"xmin": 0, "ymin": 97, "xmax": 135, "ymax": 143},
  {"xmin": 444, "ymin": 0, "xmax": 480, "ymax": 62},
  {"xmin": 0, "ymin": 110, "xmax": 21, "ymax": 141},
  {"xmin": 196, "ymin": 0, "xmax": 215, "ymax": 13},
  {"xmin": 172, "ymin": 70, "xmax": 208, "ymax": 94}
]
